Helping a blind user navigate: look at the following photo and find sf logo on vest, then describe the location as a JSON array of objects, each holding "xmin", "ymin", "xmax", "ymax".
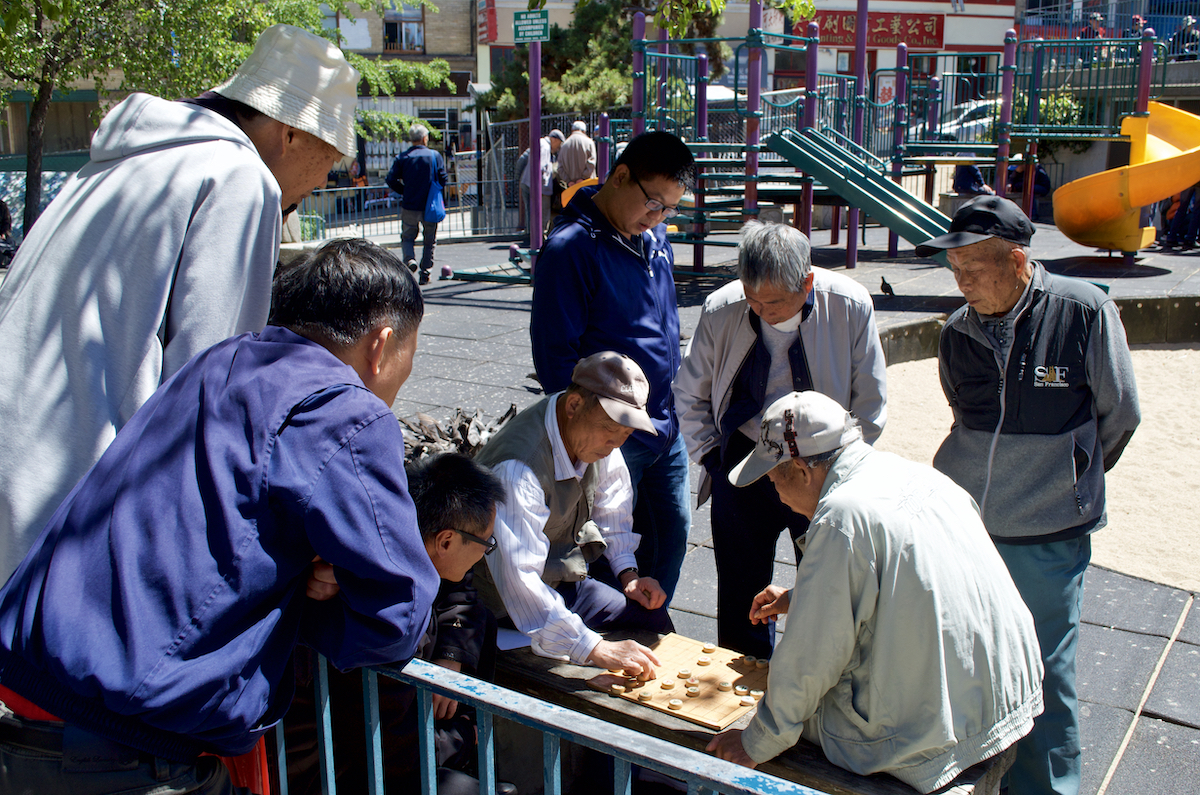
[{"xmin": 1034, "ymin": 364, "xmax": 1071, "ymax": 388}]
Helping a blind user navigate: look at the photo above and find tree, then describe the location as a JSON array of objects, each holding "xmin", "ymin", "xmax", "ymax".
[{"xmin": 0, "ymin": 0, "xmax": 452, "ymax": 233}]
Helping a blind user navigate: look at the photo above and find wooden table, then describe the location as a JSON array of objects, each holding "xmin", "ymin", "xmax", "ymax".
[{"xmin": 496, "ymin": 632, "xmax": 1010, "ymax": 795}]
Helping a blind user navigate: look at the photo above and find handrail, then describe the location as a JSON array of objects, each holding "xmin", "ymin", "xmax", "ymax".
[{"xmin": 344, "ymin": 656, "xmax": 831, "ymax": 795}]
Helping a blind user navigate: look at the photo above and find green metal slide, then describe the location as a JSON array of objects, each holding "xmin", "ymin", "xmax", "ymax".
[{"xmin": 766, "ymin": 128, "xmax": 951, "ymax": 266}]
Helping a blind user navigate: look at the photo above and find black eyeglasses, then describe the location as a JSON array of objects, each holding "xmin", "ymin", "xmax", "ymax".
[
  {"xmin": 451, "ymin": 528, "xmax": 498, "ymax": 555},
  {"xmin": 629, "ymin": 173, "xmax": 680, "ymax": 219}
]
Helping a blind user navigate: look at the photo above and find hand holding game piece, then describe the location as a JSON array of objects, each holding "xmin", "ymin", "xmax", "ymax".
[
  {"xmin": 706, "ymin": 728, "xmax": 758, "ymax": 768},
  {"xmin": 588, "ymin": 639, "xmax": 660, "ymax": 680},
  {"xmin": 749, "ymin": 584, "xmax": 791, "ymax": 624}
]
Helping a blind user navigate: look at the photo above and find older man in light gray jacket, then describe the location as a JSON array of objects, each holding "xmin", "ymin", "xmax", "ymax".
[
  {"xmin": 707, "ymin": 391, "xmax": 1043, "ymax": 794},
  {"xmin": 673, "ymin": 221, "xmax": 886, "ymax": 657}
]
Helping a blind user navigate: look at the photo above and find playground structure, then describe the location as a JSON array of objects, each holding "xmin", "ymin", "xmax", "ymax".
[{"xmin": 457, "ymin": 1, "xmax": 1197, "ymax": 281}]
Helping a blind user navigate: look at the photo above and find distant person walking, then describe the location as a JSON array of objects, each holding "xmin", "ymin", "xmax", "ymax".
[{"xmin": 387, "ymin": 124, "xmax": 448, "ymax": 285}]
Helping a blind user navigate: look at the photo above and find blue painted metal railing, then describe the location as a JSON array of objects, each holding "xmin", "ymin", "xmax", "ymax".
[{"xmin": 288, "ymin": 655, "xmax": 829, "ymax": 795}]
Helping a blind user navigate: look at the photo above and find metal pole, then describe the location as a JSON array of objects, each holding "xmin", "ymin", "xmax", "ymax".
[
  {"xmin": 529, "ymin": 40, "xmax": 543, "ymax": 263},
  {"xmin": 598, "ymin": 112, "xmax": 611, "ymax": 180},
  {"xmin": 889, "ymin": 42, "xmax": 908, "ymax": 258},
  {"xmin": 633, "ymin": 13, "xmax": 646, "ymax": 137},
  {"xmin": 1136, "ymin": 28, "xmax": 1155, "ymax": 115},
  {"xmin": 847, "ymin": 0, "xmax": 868, "ymax": 268},
  {"xmin": 802, "ymin": 21, "xmax": 819, "ymax": 237},
  {"xmin": 657, "ymin": 27, "xmax": 669, "ymax": 130},
  {"xmin": 993, "ymin": 29, "xmax": 1017, "ymax": 196},
  {"xmin": 1021, "ymin": 43, "xmax": 1043, "ymax": 220},
  {"xmin": 745, "ymin": 0, "xmax": 762, "ymax": 220},
  {"xmin": 694, "ymin": 54, "xmax": 708, "ymax": 273}
]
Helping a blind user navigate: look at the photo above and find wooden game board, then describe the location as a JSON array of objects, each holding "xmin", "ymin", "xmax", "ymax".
[{"xmin": 585, "ymin": 633, "xmax": 770, "ymax": 730}]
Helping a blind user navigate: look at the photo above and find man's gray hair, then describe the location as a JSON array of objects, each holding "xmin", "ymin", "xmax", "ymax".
[
  {"xmin": 735, "ymin": 220, "xmax": 813, "ymax": 293},
  {"xmin": 799, "ymin": 417, "xmax": 861, "ymax": 472},
  {"xmin": 408, "ymin": 124, "xmax": 429, "ymax": 143},
  {"xmin": 979, "ymin": 235, "xmax": 1032, "ymax": 267},
  {"xmin": 572, "ymin": 120, "xmax": 588, "ymax": 133}
]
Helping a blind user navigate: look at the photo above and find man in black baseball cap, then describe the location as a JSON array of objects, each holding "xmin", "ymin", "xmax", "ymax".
[{"xmin": 921, "ymin": 197, "xmax": 1141, "ymax": 795}]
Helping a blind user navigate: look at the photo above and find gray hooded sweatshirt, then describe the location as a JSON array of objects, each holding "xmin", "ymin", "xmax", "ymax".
[{"xmin": 0, "ymin": 93, "xmax": 282, "ymax": 581}]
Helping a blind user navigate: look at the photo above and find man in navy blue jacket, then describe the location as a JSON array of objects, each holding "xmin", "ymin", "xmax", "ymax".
[
  {"xmin": 0, "ymin": 239, "xmax": 482, "ymax": 794},
  {"xmin": 530, "ymin": 131, "xmax": 696, "ymax": 601},
  {"xmin": 387, "ymin": 123, "xmax": 448, "ymax": 284}
]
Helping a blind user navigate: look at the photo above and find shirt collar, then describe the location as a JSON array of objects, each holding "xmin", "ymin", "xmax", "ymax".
[{"xmin": 545, "ymin": 392, "xmax": 588, "ymax": 481}]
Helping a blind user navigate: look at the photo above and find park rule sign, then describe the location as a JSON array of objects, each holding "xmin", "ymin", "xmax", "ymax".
[
  {"xmin": 812, "ymin": 11, "xmax": 944, "ymax": 49},
  {"xmin": 514, "ymin": 10, "xmax": 549, "ymax": 44}
]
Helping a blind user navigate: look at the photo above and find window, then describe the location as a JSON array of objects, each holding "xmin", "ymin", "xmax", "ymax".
[{"xmin": 385, "ymin": 3, "xmax": 424, "ymax": 53}]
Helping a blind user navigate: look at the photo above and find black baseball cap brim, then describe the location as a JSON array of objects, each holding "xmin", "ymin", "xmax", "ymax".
[{"xmin": 916, "ymin": 196, "xmax": 1034, "ymax": 257}]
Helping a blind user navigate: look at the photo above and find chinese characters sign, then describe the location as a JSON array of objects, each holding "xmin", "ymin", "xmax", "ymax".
[
  {"xmin": 812, "ymin": 11, "xmax": 944, "ymax": 49},
  {"xmin": 477, "ymin": 0, "xmax": 496, "ymax": 44}
]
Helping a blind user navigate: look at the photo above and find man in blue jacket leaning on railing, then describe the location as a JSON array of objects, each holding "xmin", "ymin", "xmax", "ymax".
[{"xmin": 0, "ymin": 240, "xmax": 464, "ymax": 795}]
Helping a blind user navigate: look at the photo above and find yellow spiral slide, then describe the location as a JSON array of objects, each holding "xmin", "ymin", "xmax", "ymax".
[{"xmin": 1053, "ymin": 101, "xmax": 1200, "ymax": 252}]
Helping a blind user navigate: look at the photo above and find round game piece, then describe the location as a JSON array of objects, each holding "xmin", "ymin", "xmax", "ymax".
[
  {"xmin": 610, "ymin": 684, "xmax": 626, "ymax": 696},
  {"xmin": 686, "ymin": 686, "xmax": 700, "ymax": 698},
  {"xmin": 686, "ymin": 677, "xmax": 700, "ymax": 686},
  {"xmin": 638, "ymin": 691, "xmax": 653, "ymax": 702},
  {"xmin": 668, "ymin": 698, "xmax": 683, "ymax": 710},
  {"xmin": 750, "ymin": 689, "xmax": 764, "ymax": 701},
  {"xmin": 742, "ymin": 655, "xmax": 757, "ymax": 666},
  {"xmin": 717, "ymin": 681, "xmax": 732, "ymax": 692},
  {"xmin": 696, "ymin": 655, "xmax": 712, "ymax": 666},
  {"xmin": 734, "ymin": 685, "xmax": 749, "ymax": 696},
  {"xmin": 739, "ymin": 696, "xmax": 755, "ymax": 707},
  {"xmin": 702, "ymin": 643, "xmax": 717, "ymax": 654},
  {"xmin": 756, "ymin": 659, "xmax": 769, "ymax": 670},
  {"xmin": 677, "ymin": 668, "xmax": 692, "ymax": 679},
  {"xmin": 607, "ymin": 668, "xmax": 624, "ymax": 674},
  {"xmin": 660, "ymin": 678, "xmax": 676, "ymax": 690}
]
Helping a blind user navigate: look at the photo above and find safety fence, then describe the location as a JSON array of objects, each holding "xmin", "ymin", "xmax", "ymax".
[{"xmin": 280, "ymin": 654, "xmax": 826, "ymax": 795}]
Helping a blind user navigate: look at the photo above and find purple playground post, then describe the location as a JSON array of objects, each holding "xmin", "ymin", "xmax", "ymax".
[
  {"xmin": 745, "ymin": 0, "xmax": 762, "ymax": 220},
  {"xmin": 993, "ymin": 29, "xmax": 1017, "ymax": 196},
  {"xmin": 598, "ymin": 112, "xmax": 611, "ymax": 180},
  {"xmin": 633, "ymin": 13, "xmax": 646, "ymax": 137},
  {"xmin": 847, "ymin": 0, "xmax": 868, "ymax": 268},
  {"xmin": 802, "ymin": 21, "xmax": 819, "ymax": 237},
  {"xmin": 1137, "ymin": 28, "xmax": 1155, "ymax": 115},
  {"xmin": 529, "ymin": 40, "xmax": 543, "ymax": 265},
  {"xmin": 889, "ymin": 42, "xmax": 908, "ymax": 258},
  {"xmin": 658, "ymin": 27, "xmax": 669, "ymax": 125},
  {"xmin": 694, "ymin": 54, "xmax": 708, "ymax": 272}
]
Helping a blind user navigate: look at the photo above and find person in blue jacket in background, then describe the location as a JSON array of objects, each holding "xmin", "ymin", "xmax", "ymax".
[
  {"xmin": 0, "ymin": 239, "xmax": 466, "ymax": 795},
  {"xmin": 387, "ymin": 124, "xmax": 448, "ymax": 285},
  {"xmin": 529, "ymin": 131, "xmax": 696, "ymax": 602}
]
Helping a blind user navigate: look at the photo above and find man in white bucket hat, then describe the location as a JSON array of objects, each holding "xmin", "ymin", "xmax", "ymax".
[
  {"xmin": 0, "ymin": 24, "xmax": 360, "ymax": 584},
  {"xmin": 707, "ymin": 391, "xmax": 1043, "ymax": 793}
]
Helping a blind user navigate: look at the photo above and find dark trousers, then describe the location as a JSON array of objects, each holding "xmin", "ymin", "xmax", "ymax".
[
  {"xmin": 710, "ymin": 431, "xmax": 808, "ymax": 658},
  {"xmin": 557, "ymin": 557, "xmax": 675, "ymax": 638},
  {"xmin": 0, "ymin": 712, "xmax": 241, "ymax": 795},
  {"xmin": 284, "ymin": 615, "xmax": 498, "ymax": 795}
]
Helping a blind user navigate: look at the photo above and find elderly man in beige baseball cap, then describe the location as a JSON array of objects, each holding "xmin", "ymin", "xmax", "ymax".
[
  {"xmin": 0, "ymin": 24, "xmax": 361, "ymax": 585},
  {"xmin": 709, "ymin": 391, "xmax": 1043, "ymax": 793},
  {"xmin": 472, "ymin": 351, "xmax": 674, "ymax": 680}
]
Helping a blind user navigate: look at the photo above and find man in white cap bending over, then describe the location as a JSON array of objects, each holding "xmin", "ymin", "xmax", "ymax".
[
  {"xmin": 473, "ymin": 352, "xmax": 674, "ymax": 678},
  {"xmin": 0, "ymin": 24, "xmax": 359, "ymax": 582},
  {"xmin": 707, "ymin": 391, "xmax": 1044, "ymax": 794}
]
